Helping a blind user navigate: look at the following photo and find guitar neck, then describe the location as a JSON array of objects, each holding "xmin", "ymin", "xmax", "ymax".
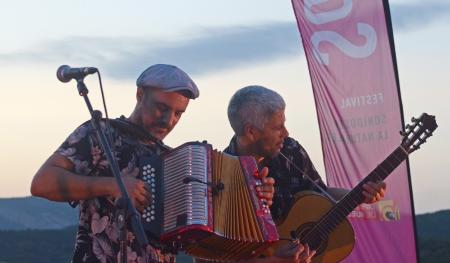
[{"xmin": 308, "ymin": 146, "xmax": 409, "ymax": 239}]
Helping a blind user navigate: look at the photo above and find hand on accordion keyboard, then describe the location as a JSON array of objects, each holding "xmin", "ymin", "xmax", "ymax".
[
  {"xmin": 111, "ymin": 167, "xmax": 152, "ymax": 213},
  {"xmin": 256, "ymin": 167, "xmax": 275, "ymax": 207}
]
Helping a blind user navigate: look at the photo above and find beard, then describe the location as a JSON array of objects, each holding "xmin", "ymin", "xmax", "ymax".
[{"xmin": 253, "ymin": 138, "xmax": 281, "ymax": 159}]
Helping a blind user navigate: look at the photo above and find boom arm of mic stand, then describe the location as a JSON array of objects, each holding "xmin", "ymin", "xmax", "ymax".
[{"xmin": 75, "ymin": 79, "xmax": 149, "ymax": 250}]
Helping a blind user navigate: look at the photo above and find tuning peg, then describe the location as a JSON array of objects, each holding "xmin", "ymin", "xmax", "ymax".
[
  {"xmin": 399, "ymin": 131, "xmax": 406, "ymax": 136},
  {"xmin": 411, "ymin": 117, "xmax": 418, "ymax": 123}
]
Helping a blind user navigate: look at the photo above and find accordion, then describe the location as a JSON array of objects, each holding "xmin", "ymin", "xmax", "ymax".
[{"xmin": 138, "ymin": 142, "xmax": 279, "ymax": 261}]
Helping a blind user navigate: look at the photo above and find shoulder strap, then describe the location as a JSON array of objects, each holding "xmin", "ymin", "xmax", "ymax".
[{"xmin": 109, "ymin": 116, "xmax": 171, "ymax": 151}]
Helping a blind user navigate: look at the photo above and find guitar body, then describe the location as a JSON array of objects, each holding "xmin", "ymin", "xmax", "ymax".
[{"xmin": 275, "ymin": 191, "xmax": 355, "ymax": 263}]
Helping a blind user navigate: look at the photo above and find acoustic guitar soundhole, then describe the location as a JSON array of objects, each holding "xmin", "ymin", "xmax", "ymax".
[{"xmin": 295, "ymin": 222, "xmax": 328, "ymax": 256}]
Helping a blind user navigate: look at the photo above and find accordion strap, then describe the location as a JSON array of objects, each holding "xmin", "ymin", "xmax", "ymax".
[{"xmin": 110, "ymin": 116, "xmax": 171, "ymax": 151}]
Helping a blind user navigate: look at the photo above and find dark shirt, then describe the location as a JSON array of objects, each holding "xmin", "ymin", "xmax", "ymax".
[
  {"xmin": 224, "ymin": 136, "xmax": 327, "ymax": 220},
  {"xmin": 57, "ymin": 121, "xmax": 175, "ymax": 263}
]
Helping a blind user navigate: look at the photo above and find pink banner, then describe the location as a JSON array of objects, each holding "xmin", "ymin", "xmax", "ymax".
[{"xmin": 291, "ymin": 0, "xmax": 417, "ymax": 262}]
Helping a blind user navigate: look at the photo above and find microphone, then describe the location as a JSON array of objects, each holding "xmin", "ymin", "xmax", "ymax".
[{"xmin": 57, "ymin": 65, "xmax": 98, "ymax": 83}]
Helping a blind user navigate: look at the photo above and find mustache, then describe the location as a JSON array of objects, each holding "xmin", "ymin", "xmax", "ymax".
[{"xmin": 154, "ymin": 122, "xmax": 171, "ymax": 129}]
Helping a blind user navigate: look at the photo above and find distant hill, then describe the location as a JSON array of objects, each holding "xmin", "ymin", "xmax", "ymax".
[
  {"xmin": 0, "ymin": 196, "xmax": 77, "ymax": 230},
  {"xmin": 416, "ymin": 209, "xmax": 450, "ymax": 242},
  {"xmin": 0, "ymin": 226, "xmax": 77, "ymax": 263},
  {"xmin": 415, "ymin": 210, "xmax": 450, "ymax": 263}
]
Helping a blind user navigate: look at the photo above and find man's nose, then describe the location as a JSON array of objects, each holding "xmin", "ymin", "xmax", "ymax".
[
  {"xmin": 160, "ymin": 111, "xmax": 177, "ymax": 127},
  {"xmin": 283, "ymin": 126, "xmax": 289, "ymax": 138}
]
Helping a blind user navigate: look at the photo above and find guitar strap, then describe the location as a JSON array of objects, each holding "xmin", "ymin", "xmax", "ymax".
[{"xmin": 279, "ymin": 152, "xmax": 336, "ymax": 202}]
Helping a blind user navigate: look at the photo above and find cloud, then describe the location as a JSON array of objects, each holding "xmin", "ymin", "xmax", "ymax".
[
  {"xmin": 390, "ymin": 2, "xmax": 450, "ymax": 31},
  {"xmin": 0, "ymin": 23, "xmax": 302, "ymax": 78},
  {"xmin": 0, "ymin": 2, "xmax": 449, "ymax": 79},
  {"xmin": 107, "ymin": 23, "xmax": 302, "ymax": 78}
]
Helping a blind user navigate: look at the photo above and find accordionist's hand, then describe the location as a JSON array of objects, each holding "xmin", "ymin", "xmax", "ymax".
[
  {"xmin": 111, "ymin": 166, "xmax": 152, "ymax": 213},
  {"xmin": 256, "ymin": 167, "xmax": 275, "ymax": 207}
]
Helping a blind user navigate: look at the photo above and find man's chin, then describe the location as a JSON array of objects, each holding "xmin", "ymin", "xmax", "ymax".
[
  {"xmin": 149, "ymin": 130, "xmax": 168, "ymax": 141},
  {"xmin": 267, "ymin": 149, "xmax": 282, "ymax": 158}
]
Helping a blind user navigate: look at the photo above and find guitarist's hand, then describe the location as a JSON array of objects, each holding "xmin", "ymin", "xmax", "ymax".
[
  {"xmin": 256, "ymin": 167, "xmax": 275, "ymax": 207},
  {"xmin": 362, "ymin": 181, "xmax": 387, "ymax": 204},
  {"xmin": 273, "ymin": 242, "xmax": 316, "ymax": 263}
]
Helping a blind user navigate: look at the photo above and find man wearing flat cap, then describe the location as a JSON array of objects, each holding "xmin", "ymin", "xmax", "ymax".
[{"xmin": 31, "ymin": 64, "xmax": 199, "ymax": 263}]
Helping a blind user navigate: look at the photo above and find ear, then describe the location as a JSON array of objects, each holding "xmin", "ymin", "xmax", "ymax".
[
  {"xmin": 136, "ymin": 87, "xmax": 144, "ymax": 103},
  {"xmin": 243, "ymin": 124, "xmax": 259, "ymax": 142}
]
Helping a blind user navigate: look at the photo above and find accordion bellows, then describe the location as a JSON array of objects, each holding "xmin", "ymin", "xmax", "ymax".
[{"xmin": 139, "ymin": 142, "xmax": 279, "ymax": 262}]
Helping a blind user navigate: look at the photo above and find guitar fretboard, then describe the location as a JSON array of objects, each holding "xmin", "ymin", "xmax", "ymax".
[{"xmin": 303, "ymin": 146, "xmax": 409, "ymax": 243}]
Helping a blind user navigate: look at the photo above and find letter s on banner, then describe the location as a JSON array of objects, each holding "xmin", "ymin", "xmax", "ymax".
[
  {"xmin": 312, "ymin": 23, "xmax": 377, "ymax": 65},
  {"xmin": 304, "ymin": 0, "xmax": 377, "ymax": 65},
  {"xmin": 304, "ymin": 0, "xmax": 353, "ymax": 25}
]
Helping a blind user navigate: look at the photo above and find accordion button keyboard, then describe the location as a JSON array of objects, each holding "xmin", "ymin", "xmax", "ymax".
[{"xmin": 141, "ymin": 164, "xmax": 158, "ymax": 222}]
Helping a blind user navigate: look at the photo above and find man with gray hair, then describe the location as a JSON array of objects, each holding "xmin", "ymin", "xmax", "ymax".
[{"xmin": 225, "ymin": 85, "xmax": 387, "ymax": 263}]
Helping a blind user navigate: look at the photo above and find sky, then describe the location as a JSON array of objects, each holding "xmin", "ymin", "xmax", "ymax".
[{"xmin": 0, "ymin": 0, "xmax": 449, "ymax": 214}]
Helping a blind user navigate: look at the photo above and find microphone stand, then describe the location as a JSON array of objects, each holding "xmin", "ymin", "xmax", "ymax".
[{"xmin": 75, "ymin": 78, "xmax": 149, "ymax": 263}]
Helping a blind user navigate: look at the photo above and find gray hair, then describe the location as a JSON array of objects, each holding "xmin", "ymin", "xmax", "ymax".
[{"xmin": 227, "ymin": 85, "xmax": 285, "ymax": 135}]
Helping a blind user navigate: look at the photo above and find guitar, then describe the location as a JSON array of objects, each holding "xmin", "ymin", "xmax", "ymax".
[{"xmin": 273, "ymin": 113, "xmax": 438, "ymax": 262}]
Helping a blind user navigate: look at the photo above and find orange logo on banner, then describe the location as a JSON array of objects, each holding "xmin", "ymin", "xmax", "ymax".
[
  {"xmin": 348, "ymin": 200, "xmax": 400, "ymax": 221},
  {"xmin": 377, "ymin": 200, "xmax": 401, "ymax": 221}
]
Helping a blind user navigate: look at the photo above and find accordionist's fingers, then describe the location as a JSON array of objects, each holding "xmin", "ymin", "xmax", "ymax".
[
  {"xmin": 143, "ymin": 183, "xmax": 153, "ymax": 203},
  {"xmin": 257, "ymin": 190, "xmax": 274, "ymax": 207},
  {"xmin": 134, "ymin": 189, "xmax": 149, "ymax": 205},
  {"xmin": 256, "ymin": 167, "xmax": 275, "ymax": 206},
  {"xmin": 258, "ymin": 167, "xmax": 269, "ymax": 178},
  {"xmin": 123, "ymin": 178, "xmax": 152, "ymax": 211}
]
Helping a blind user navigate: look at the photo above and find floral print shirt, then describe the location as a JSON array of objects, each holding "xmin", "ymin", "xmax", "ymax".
[
  {"xmin": 57, "ymin": 121, "xmax": 175, "ymax": 263},
  {"xmin": 224, "ymin": 136, "xmax": 328, "ymax": 221}
]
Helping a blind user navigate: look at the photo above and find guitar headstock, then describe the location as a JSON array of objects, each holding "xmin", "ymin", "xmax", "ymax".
[{"xmin": 401, "ymin": 113, "xmax": 437, "ymax": 153}]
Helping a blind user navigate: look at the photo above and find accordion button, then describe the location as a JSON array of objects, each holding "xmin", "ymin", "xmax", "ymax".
[
  {"xmin": 151, "ymin": 168, "xmax": 155, "ymax": 172},
  {"xmin": 146, "ymin": 218, "xmax": 151, "ymax": 222}
]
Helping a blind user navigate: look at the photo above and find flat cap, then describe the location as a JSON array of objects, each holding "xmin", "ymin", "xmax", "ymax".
[{"xmin": 136, "ymin": 64, "xmax": 199, "ymax": 99}]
